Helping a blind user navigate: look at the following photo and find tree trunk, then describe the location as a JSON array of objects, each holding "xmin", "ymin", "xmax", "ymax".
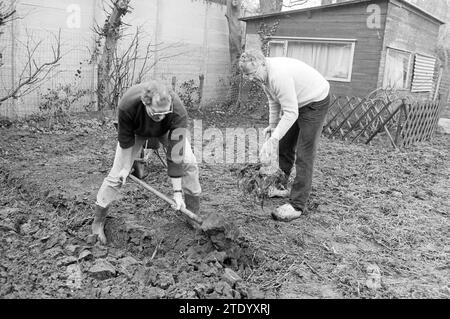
[
  {"xmin": 275, "ymin": 0, "xmax": 283, "ymax": 11},
  {"xmin": 97, "ymin": 0, "xmax": 130, "ymax": 111},
  {"xmin": 259, "ymin": 0, "xmax": 283, "ymax": 14},
  {"xmin": 225, "ymin": 0, "xmax": 242, "ymax": 106},
  {"xmin": 259, "ymin": 0, "xmax": 273, "ymax": 13}
]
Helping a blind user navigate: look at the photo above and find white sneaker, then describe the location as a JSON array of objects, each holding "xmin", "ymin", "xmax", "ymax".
[
  {"xmin": 267, "ymin": 185, "xmax": 290, "ymax": 198},
  {"xmin": 271, "ymin": 204, "xmax": 302, "ymax": 222}
]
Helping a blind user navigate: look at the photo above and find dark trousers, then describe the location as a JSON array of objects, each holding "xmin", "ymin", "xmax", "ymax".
[{"xmin": 278, "ymin": 94, "xmax": 330, "ymax": 212}]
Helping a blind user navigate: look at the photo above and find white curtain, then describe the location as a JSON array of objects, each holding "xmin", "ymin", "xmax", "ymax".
[
  {"xmin": 327, "ymin": 44, "xmax": 352, "ymax": 79},
  {"xmin": 286, "ymin": 41, "xmax": 352, "ymax": 80},
  {"xmin": 269, "ymin": 42, "xmax": 285, "ymax": 57},
  {"xmin": 287, "ymin": 42, "xmax": 315, "ymax": 67},
  {"xmin": 383, "ymin": 49, "xmax": 410, "ymax": 89}
]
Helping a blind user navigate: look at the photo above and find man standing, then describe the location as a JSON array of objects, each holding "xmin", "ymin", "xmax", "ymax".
[
  {"xmin": 239, "ymin": 49, "xmax": 330, "ymax": 222},
  {"xmin": 92, "ymin": 80, "xmax": 202, "ymax": 244}
]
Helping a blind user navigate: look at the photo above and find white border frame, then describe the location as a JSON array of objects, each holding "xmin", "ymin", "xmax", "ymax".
[{"xmin": 267, "ymin": 37, "xmax": 356, "ymax": 82}]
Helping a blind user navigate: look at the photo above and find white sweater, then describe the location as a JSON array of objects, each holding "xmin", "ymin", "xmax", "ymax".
[{"xmin": 263, "ymin": 57, "xmax": 330, "ymax": 140}]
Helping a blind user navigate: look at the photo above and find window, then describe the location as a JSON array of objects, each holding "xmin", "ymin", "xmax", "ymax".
[
  {"xmin": 268, "ymin": 38, "xmax": 356, "ymax": 82},
  {"xmin": 383, "ymin": 48, "xmax": 412, "ymax": 90},
  {"xmin": 268, "ymin": 41, "xmax": 285, "ymax": 57},
  {"xmin": 411, "ymin": 54, "xmax": 436, "ymax": 93}
]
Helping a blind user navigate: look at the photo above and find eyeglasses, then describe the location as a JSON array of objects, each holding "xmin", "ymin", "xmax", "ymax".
[
  {"xmin": 243, "ymin": 70, "xmax": 257, "ymax": 79},
  {"xmin": 143, "ymin": 100, "xmax": 173, "ymax": 116}
]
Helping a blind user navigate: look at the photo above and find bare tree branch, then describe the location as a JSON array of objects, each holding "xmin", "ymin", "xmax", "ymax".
[
  {"xmin": 0, "ymin": 29, "xmax": 62, "ymax": 103},
  {"xmin": 282, "ymin": 0, "xmax": 309, "ymax": 8},
  {"xmin": 95, "ymin": 18, "xmax": 188, "ymax": 110},
  {"xmin": 0, "ymin": 0, "xmax": 17, "ymax": 27}
]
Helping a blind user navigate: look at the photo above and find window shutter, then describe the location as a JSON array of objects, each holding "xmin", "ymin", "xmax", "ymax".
[{"xmin": 411, "ymin": 54, "xmax": 436, "ymax": 92}]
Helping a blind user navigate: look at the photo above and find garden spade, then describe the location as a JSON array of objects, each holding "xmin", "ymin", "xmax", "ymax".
[{"xmin": 128, "ymin": 174, "xmax": 236, "ymax": 238}]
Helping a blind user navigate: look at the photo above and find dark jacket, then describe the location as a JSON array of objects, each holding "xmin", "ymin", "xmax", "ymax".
[{"xmin": 117, "ymin": 83, "xmax": 188, "ymax": 178}]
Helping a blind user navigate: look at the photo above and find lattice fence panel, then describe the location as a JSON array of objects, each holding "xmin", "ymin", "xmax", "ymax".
[
  {"xmin": 400, "ymin": 101, "xmax": 442, "ymax": 147},
  {"xmin": 323, "ymin": 92, "xmax": 402, "ymax": 144},
  {"xmin": 324, "ymin": 95, "xmax": 357, "ymax": 136},
  {"xmin": 323, "ymin": 89, "xmax": 442, "ymax": 148}
]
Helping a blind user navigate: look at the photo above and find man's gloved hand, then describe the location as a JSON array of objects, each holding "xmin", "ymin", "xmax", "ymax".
[
  {"xmin": 260, "ymin": 136, "xmax": 279, "ymax": 165},
  {"xmin": 172, "ymin": 191, "xmax": 186, "ymax": 211},
  {"xmin": 263, "ymin": 126, "xmax": 275, "ymax": 140},
  {"xmin": 118, "ymin": 168, "xmax": 130, "ymax": 186}
]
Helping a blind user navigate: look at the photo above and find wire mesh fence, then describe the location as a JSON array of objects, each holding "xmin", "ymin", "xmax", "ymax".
[{"xmin": 0, "ymin": 0, "xmax": 99, "ymax": 119}]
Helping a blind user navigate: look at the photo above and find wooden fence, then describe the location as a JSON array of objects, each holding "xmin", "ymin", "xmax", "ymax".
[
  {"xmin": 323, "ymin": 89, "xmax": 443, "ymax": 148},
  {"xmin": 400, "ymin": 101, "xmax": 443, "ymax": 147}
]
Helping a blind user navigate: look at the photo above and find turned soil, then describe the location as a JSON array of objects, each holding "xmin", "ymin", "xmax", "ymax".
[{"xmin": 0, "ymin": 110, "xmax": 449, "ymax": 299}]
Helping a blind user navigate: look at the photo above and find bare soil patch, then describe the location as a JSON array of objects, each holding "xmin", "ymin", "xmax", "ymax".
[{"xmin": 0, "ymin": 111, "xmax": 448, "ymax": 299}]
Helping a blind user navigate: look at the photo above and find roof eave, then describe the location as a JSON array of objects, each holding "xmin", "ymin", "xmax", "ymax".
[
  {"xmin": 392, "ymin": 0, "xmax": 445, "ymax": 25},
  {"xmin": 240, "ymin": 0, "xmax": 445, "ymax": 25},
  {"xmin": 240, "ymin": 0, "xmax": 375, "ymax": 21}
]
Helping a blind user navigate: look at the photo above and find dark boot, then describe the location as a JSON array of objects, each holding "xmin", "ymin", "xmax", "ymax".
[
  {"xmin": 91, "ymin": 205, "xmax": 108, "ymax": 244},
  {"xmin": 184, "ymin": 194, "xmax": 201, "ymax": 229},
  {"xmin": 131, "ymin": 160, "xmax": 146, "ymax": 179},
  {"xmin": 131, "ymin": 149, "xmax": 146, "ymax": 179},
  {"xmin": 146, "ymin": 137, "xmax": 160, "ymax": 150}
]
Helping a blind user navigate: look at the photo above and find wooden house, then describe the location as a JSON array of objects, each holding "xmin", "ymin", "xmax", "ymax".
[{"xmin": 241, "ymin": 0, "xmax": 449, "ymax": 104}]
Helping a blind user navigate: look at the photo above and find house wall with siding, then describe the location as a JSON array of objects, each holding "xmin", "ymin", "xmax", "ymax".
[
  {"xmin": 416, "ymin": 0, "xmax": 450, "ymax": 118},
  {"xmin": 316, "ymin": 0, "xmax": 450, "ymax": 118},
  {"xmin": 244, "ymin": 0, "xmax": 389, "ymax": 98},
  {"xmin": 377, "ymin": 1, "xmax": 443, "ymax": 96}
]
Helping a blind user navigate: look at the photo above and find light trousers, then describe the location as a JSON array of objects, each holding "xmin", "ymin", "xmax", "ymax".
[{"xmin": 96, "ymin": 135, "xmax": 201, "ymax": 208}]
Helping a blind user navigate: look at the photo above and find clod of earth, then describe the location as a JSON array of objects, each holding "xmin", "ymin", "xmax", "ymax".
[
  {"xmin": 65, "ymin": 244, "xmax": 80, "ymax": 255},
  {"xmin": 237, "ymin": 163, "xmax": 287, "ymax": 207},
  {"xmin": 86, "ymin": 234, "xmax": 97, "ymax": 245},
  {"xmin": 44, "ymin": 247, "xmax": 64, "ymax": 259},
  {"xmin": 89, "ymin": 259, "xmax": 117, "ymax": 280},
  {"xmin": 103, "ymin": 216, "xmax": 149, "ymax": 248},
  {"xmin": 66, "ymin": 264, "xmax": 82, "ymax": 290},
  {"xmin": 204, "ymin": 250, "xmax": 227, "ymax": 264},
  {"xmin": 78, "ymin": 250, "xmax": 93, "ymax": 261},
  {"xmin": 222, "ymin": 267, "xmax": 242, "ymax": 287},
  {"xmin": 234, "ymin": 281, "xmax": 249, "ymax": 298},
  {"xmin": 214, "ymin": 281, "xmax": 234, "ymax": 297},
  {"xmin": 154, "ymin": 272, "xmax": 175, "ymax": 290},
  {"xmin": 92, "ymin": 246, "xmax": 108, "ymax": 258},
  {"xmin": 57, "ymin": 256, "xmax": 77, "ymax": 267},
  {"xmin": 129, "ymin": 174, "xmax": 240, "ymax": 245},
  {"xmin": 147, "ymin": 287, "xmax": 166, "ymax": 299},
  {"xmin": 200, "ymin": 212, "xmax": 239, "ymax": 239},
  {"xmin": 247, "ymin": 287, "xmax": 265, "ymax": 299},
  {"xmin": 119, "ymin": 256, "xmax": 140, "ymax": 275}
]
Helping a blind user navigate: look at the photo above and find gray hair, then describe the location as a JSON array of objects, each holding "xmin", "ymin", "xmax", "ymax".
[
  {"xmin": 238, "ymin": 49, "xmax": 266, "ymax": 73},
  {"xmin": 141, "ymin": 80, "xmax": 172, "ymax": 107}
]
